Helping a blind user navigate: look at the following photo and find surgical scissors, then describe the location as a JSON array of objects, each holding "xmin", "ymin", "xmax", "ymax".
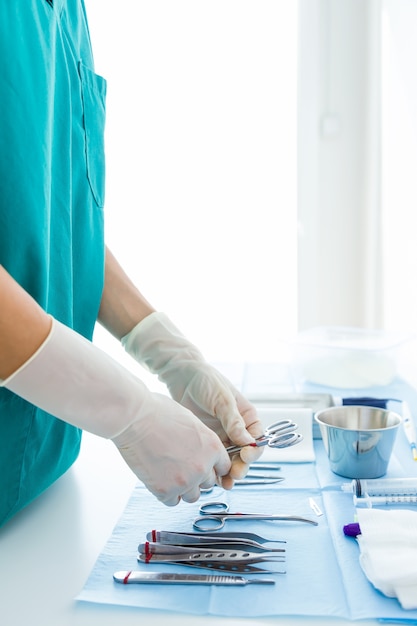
[
  {"xmin": 193, "ymin": 501, "xmax": 318, "ymax": 531},
  {"xmin": 226, "ymin": 419, "xmax": 303, "ymax": 455}
]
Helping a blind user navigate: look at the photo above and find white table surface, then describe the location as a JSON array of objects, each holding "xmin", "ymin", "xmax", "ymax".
[{"xmin": 0, "ymin": 430, "xmax": 382, "ymax": 626}]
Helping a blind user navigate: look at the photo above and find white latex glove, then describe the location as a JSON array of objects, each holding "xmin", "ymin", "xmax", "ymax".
[
  {"xmin": 1, "ymin": 318, "xmax": 231, "ymax": 505},
  {"xmin": 122, "ymin": 312, "xmax": 264, "ymax": 482}
]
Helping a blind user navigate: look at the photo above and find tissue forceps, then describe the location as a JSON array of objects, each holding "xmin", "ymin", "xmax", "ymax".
[
  {"xmin": 226, "ymin": 419, "xmax": 303, "ymax": 455},
  {"xmin": 193, "ymin": 501, "xmax": 318, "ymax": 531}
]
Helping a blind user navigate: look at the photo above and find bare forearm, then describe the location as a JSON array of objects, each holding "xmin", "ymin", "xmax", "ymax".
[
  {"xmin": 0, "ymin": 266, "xmax": 52, "ymax": 379},
  {"xmin": 98, "ymin": 247, "xmax": 155, "ymax": 340}
]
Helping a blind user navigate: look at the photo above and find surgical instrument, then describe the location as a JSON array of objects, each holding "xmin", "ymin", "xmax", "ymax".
[
  {"xmin": 248, "ymin": 463, "xmax": 282, "ymax": 470},
  {"xmin": 226, "ymin": 419, "xmax": 303, "ymax": 455},
  {"xmin": 166, "ymin": 560, "xmax": 283, "ymax": 574},
  {"xmin": 142, "ymin": 531, "xmax": 287, "ymax": 572},
  {"xmin": 138, "ymin": 543, "xmax": 286, "ymax": 565},
  {"xmin": 147, "ymin": 530, "xmax": 286, "ymax": 547},
  {"xmin": 200, "ymin": 477, "xmax": 282, "ymax": 495},
  {"xmin": 235, "ymin": 477, "xmax": 284, "ymax": 486},
  {"xmin": 142, "ymin": 534, "xmax": 285, "ymax": 553},
  {"xmin": 193, "ymin": 501, "xmax": 318, "ymax": 531},
  {"xmin": 202, "ymin": 477, "xmax": 284, "ymax": 492},
  {"xmin": 249, "ymin": 461, "xmax": 281, "ymax": 472},
  {"xmin": 114, "ymin": 571, "xmax": 275, "ymax": 585},
  {"xmin": 138, "ymin": 551, "xmax": 284, "ymax": 574},
  {"xmin": 308, "ymin": 497, "xmax": 323, "ymax": 517}
]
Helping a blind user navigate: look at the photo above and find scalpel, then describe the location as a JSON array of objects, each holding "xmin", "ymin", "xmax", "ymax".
[{"xmin": 114, "ymin": 571, "xmax": 275, "ymax": 585}]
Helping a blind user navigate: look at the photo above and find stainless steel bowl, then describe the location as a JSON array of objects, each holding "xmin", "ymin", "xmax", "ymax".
[{"xmin": 314, "ymin": 406, "xmax": 402, "ymax": 478}]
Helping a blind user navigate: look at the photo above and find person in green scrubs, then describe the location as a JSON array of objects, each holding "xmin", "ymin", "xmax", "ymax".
[{"xmin": 0, "ymin": 0, "xmax": 263, "ymax": 527}]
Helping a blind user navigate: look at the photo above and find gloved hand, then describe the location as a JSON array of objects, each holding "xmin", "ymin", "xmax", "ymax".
[
  {"xmin": 1, "ymin": 318, "xmax": 231, "ymax": 505},
  {"xmin": 122, "ymin": 312, "xmax": 264, "ymax": 484}
]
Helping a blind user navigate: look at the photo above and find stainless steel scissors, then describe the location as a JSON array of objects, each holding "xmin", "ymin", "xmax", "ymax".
[
  {"xmin": 193, "ymin": 501, "xmax": 318, "ymax": 531},
  {"xmin": 226, "ymin": 419, "xmax": 303, "ymax": 455}
]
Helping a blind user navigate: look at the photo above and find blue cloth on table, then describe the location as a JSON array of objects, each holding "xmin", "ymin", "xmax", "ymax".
[{"xmin": 76, "ymin": 378, "xmax": 417, "ymax": 619}]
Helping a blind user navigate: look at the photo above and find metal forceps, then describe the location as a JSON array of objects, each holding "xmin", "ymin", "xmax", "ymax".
[
  {"xmin": 193, "ymin": 501, "xmax": 318, "ymax": 531},
  {"xmin": 226, "ymin": 419, "xmax": 303, "ymax": 455}
]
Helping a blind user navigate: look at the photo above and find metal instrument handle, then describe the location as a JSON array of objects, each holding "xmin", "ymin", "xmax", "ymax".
[
  {"xmin": 139, "ymin": 541, "xmax": 286, "ymax": 557},
  {"xmin": 199, "ymin": 501, "xmax": 229, "ymax": 514},
  {"xmin": 193, "ymin": 513, "xmax": 318, "ymax": 531},
  {"xmin": 268, "ymin": 432, "xmax": 303, "ymax": 449},
  {"xmin": 264, "ymin": 419, "xmax": 296, "ymax": 435},
  {"xmin": 137, "ymin": 551, "xmax": 285, "ymax": 564},
  {"xmin": 114, "ymin": 571, "xmax": 275, "ymax": 585},
  {"xmin": 146, "ymin": 529, "xmax": 287, "ymax": 546}
]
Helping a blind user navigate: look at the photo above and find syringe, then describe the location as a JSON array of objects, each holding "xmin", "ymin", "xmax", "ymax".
[
  {"xmin": 342, "ymin": 477, "xmax": 417, "ymax": 498},
  {"xmin": 354, "ymin": 493, "xmax": 417, "ymax": 508}
]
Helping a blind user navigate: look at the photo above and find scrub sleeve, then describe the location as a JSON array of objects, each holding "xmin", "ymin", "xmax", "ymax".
[{"xmin": 0, "ymin": 0, "xmax": 106, "ymax": 525}]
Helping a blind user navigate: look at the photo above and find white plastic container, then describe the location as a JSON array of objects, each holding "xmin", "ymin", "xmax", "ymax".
[{"xmin": 291, "ymin": 326, "xmax": 415, "ymax": 389}]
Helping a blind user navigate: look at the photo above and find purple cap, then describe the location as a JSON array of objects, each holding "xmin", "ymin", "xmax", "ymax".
[{"xmin": 343, "ymin": 523, "xmax": 361, "ymax": 537}]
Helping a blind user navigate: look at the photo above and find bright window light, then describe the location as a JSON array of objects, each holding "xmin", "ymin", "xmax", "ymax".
[{"xmin": 86, "ymin": 0, "xmax": 298, "ymax": 364}]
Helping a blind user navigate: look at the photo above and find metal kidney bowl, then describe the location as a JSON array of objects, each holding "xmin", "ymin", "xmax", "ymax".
[{"xmin": 314, "ymin": 406, "xmax": 402, "ymax": 478}]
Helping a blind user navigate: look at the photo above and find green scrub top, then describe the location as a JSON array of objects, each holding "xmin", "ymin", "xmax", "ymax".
[{"xmin": 0, "ymin": 0, "xmax": 106, "ymax": 526}]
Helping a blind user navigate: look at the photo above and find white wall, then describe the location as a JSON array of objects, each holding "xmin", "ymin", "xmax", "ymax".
[
  {"xmin": 85, "ymin": 0, "xmax": 298, "ymax": 363},
  {"xmin": 297, "ymin": 0, "xmax": 382, "ymax": 331},
  {"xmin": 381, "ymin": 0, "xmax": 417, "ymax": 334},
  {"xmin": 85, "ymin": 0, "xmax": 413, "ymax": 372}
]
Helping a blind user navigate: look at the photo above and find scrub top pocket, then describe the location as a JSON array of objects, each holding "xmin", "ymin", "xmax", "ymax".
[{"xmin": 78, "ymin": 62, "xmax": 107, "ymax": 208}]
